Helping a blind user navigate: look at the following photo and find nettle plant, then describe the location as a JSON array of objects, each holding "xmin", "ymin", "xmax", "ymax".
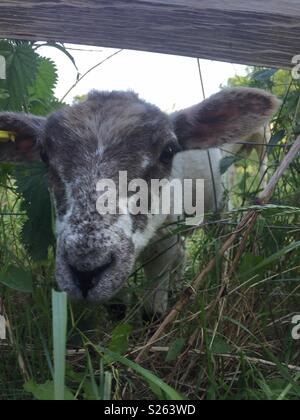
[
  {"xmin": 0, "ymin": 88, "xmax": 279, "ymax": 312},
  {"xmin": 0, "ymin": 40, "xmax": 77, "ymax": 261}
]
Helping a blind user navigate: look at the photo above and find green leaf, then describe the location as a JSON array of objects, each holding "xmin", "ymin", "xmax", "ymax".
[
  {"xmin": 220, "ymin": 155, "xmax": 243, "ymax": 175},
  {"xmin": 97, "ymin": 346, "xmax": 184, "ymax": 400},
  {"xmin": 13, "ymin": 163, "xmax": 55, "ymax": 261},
  {"xmin": 1, "ymin": 42, "xmax": 38, "ymax": 111},
  {"xmin": 210, "ymin": 336, "xmax": 233, "ymax": 355},
  {"xmin": 109, "ymin": 324, "xmax": 133, "ymax": 354},
  {"xmin": 104, "ymin": 323, "xmax": 133, "ymax": 364},
  {"xmin": 268, "ymin": 130, "xmax": 286, "ymax": 147},
  {"xmin": 28, "ymin": 56, "xmax": 61, "ymax": 116},
  {"xmin": 29, "ymin": 98, "xmax": 65, "ymax": 116},
  {"xmin": 24, "ymin": 380, "xmax": 74, "ymax": 401},
  {"xmin": 251, "ymin": 68, "xmax": 278, "ymax": 82},
  {"xmin": 0, "ymin": 265, "xmax": 33, "ymax": 293},
  {"xmin": 36, "ymin": 42, "xmax": 79, "ymax": 75},
  {"xmin": 267, "ymin": 129, "xmax": 286, "ymax": 154},
  {"xmin": 29, "ymin": 56, "xmax": 58, "ymax": 105},
  {"xmin": 166, "ymin": 338, "xmax": 186, "ymax": 362}
]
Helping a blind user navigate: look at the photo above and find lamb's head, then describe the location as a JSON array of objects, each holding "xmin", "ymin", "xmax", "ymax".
[{"xmin": 0, "ymin": 88, "xmax": 280, "ymax": 301}]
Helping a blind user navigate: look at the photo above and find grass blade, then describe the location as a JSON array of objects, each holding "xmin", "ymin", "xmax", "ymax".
[{"xmin": 52, "ymin": 290, "xmax": 68, "ymax": 401}]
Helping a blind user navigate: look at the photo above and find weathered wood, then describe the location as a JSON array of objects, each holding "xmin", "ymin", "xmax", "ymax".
[{"xmin": 0, "ymin": 1, "xmax": 300, "ymax": 68}]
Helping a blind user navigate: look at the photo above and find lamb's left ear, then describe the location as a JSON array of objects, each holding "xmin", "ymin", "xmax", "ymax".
[
  {"xmin": 172, "ymin": 88, "xmax": 281, "ymax": 150},
  {"xmin": 0, "ymin": 112, "xmax": 45, "ymax": 162}
]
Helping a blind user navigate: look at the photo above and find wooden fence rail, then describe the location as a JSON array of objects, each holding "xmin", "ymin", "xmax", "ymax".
[{"xmin": 0, "ymin": 1, "xmax": 300, "ymax": 68}]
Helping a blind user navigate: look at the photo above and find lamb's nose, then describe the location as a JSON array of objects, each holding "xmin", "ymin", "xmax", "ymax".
[{"xmin": 70, "ymin": 261, "xmax": 112, "ymax": 298}]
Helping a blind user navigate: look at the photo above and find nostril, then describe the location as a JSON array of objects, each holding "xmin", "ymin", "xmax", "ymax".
[{"xmin": 70, "ymin": 259, "xmax": 113, "ymax": 298}]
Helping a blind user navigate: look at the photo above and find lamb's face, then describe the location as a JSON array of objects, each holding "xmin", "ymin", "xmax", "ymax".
[
  {"xmin": 0, "ymin": 88, "xmax": 280, "ymax": 302},
  {"xmin": 41, "ymin": 92, "xmax": 182, "ymax": 300}
]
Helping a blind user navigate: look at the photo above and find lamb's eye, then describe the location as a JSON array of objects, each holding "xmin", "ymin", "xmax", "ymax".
[{"xmin": 160, "ymin": 143, "xmax": 180, "ymax": 165}]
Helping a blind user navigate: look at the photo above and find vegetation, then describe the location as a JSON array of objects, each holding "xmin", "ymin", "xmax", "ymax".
[{"xmin": 0, "ymin": 44, "xmax": 300, "ymax": 400}]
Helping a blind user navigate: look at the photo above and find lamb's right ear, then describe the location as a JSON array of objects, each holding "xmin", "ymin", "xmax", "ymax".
[
  {"xmin": 172, "ymin": 88, "xmax": 281, "ymax": 151},
  {"xmin": 0, "ymin": 113, "xmax": 45, "ymax": 162}
]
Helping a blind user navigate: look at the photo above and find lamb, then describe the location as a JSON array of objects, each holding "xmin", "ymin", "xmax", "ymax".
[{"xmin": 0, "ymin": 88, "xmax": 280, "ymax": 314}]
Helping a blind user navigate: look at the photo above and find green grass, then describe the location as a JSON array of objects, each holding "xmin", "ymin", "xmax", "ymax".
[{"xmin": 0, "ymin": 189, "xmax": 299, "ymax": 400}]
